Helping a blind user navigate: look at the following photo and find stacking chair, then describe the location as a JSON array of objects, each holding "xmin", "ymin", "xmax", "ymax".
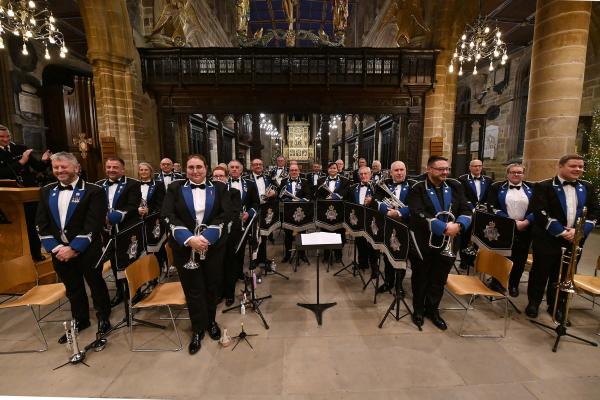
[
  {"xmin": 0, "ymin": 255, "xmax": 66, "ymax": 353},
  {"xmin": 445, "ymin": 248, "xmax": 513, "ymax": 338},
  {"xmin": 124, "ymin": 254, "xmax": 186, "ymax": 351},
  {"xmin": 573, "ymin": 256, "xmax": 600, "ymax": 335}
]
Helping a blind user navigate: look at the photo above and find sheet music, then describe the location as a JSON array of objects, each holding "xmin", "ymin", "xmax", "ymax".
[{"xmin": 300, "ymin": 232, "xmax": 342, "ymax": 246}]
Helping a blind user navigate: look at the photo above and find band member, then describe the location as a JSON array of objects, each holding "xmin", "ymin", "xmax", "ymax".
[
  {"xmin": 270, "ymin": 156, "xmax": 289, "ymax": 186},
  {"xmin": 0, "ymin": 124, "xmax": 52, "ymax": 262},
  {"xmin": 458, "ymin": 159, "xmax": 493, "ymax": 269},
  {"xmin": 36, "ymin": 152, "xmax": 111, "ymax": 343},
  {"xmin": 248, "ymin": 158, "xmax": 277, "ymax": 267},
  {"xmin": 173, "ymin": 162, "xmax": 185, "ymax": 177},
  {"xmin": 371, "ymin": 160, "xmax": 383, "ymax": 183},
  {"xmin": 306, "ymin": 162, "xmax": 325, "ymax": 196},
  {"xmin": 335, "ymin": 159, "xmax": 345, "ymax": 175},
  {"xmin": 279, "ymin": 163, "xmax": 311, "ymax": 263},
  {"xmin": 407, "ymin": 156, "xmax": 472, "ymax": 330},
  {"xmin": 155, "ymin": 158, "xmax": 184, "ymax": 189},
  {"xmin": 138, "ymin": 162, "xmax": 167, "ymax": 271},
  {"xmin": 526, "ymin": 154, "xmax": 598, "ymax": 322},
  {"xmin": 352, "ymin": 157, "xmax": 367, "ymax": 183},
  {"xmin": 316, "ymin": 161, "xmax": 351, "ymax": 262},
  {"xmin": 97, "ymin": 157, "xmax": 142, "ymax": 307},
  {"xmin": 346, "ymin": 166, "xmax": 379, "ymax": 279},
  {"xmin": 162, "ymin": 155, "xmax": 232, "ymax": 355},
  {"xmin": 374, "ymin": 161, "xmax": 413, "ymax": 296},
  {"xmin": 486, "ymin": 163, "xmax": 534, "ymax": 297}
]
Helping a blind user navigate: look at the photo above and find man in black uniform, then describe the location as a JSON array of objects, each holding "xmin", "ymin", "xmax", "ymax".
[
  {"xmin": 155, "ymin": 157, "xmax": 184, "ymax": 189},
  {"xmin": 526, "ymin": 154, "xmax": 598, "ymax": 322},
  {"xmin": 36, "ymin": 152, "xmax": 111, "ymax": 343},
  {"xmin": 486, "ymin": 163, "xmax": 534, "ymax": 297},
  {"xmin": 248, "ymin": 158, "xmax": 277, "ymax": 268},
  {"xmin": 316, "ymin": 162, "xmax": 351, "ymax": 262},
  {"xmin": 162, "ymin": 155, "xmax": 232, "ymax": 355},
  {"xmin": 279, "ymin": 163, "xmax": 312, "ymax": 263},
  {"xmin": 407, "ymin": 156, "xmax": 472, "ymax": 330},
  {"xmin": 374, "ymin": 160, "xmax": 414, "ymax": 296},
  {"xmin": 306, "ymin": 162, "xmax": 325, "ymax": 196},
  {"xmin": 0, "ymin": 125, "xmax": 52, "ymax": 261},
  {"xmin": 96, "ymin": 157, "xmax": 142, "ymax": 307},
  {"xmin": 352, "ymin": 158, "xmax": 367, "ymax": 184},
  {"xmin": 458, "ymin": 159, "xmax": 493, "ymax": 269},
  {"xmin": 270, "ymin": 155, "xmax": 289, "ymax": 186}
]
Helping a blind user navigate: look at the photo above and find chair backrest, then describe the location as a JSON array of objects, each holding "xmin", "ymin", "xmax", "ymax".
[
  {"xmin": 475, "ymin": 248, "xmax": 513, "ymax": 289},
  {"xmin": 165, "ymin": 243, "xmax": 174, "ymax": 266},
  {"xmin": 124, "ymin": 255, "xmax": 160, "ymax": 301},
  {"xmin": 0, "ymin": 256, "xmax": 37, "ymax": 294},
  {"xmin": 596, "ymin": 256, "xmax": 600, "ymax": 277}
]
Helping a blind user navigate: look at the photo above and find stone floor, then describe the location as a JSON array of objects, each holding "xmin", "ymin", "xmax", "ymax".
[{"xmin": 1, "ymin": 231, "xmax": 600, "ymax": 399}]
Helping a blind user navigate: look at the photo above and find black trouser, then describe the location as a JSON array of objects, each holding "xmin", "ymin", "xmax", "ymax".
[
  {"xmin": 323, "ymin": 228, "xmax": 345, "ymax": 261},
  {"xmin": 53, "ymin": 249, "xmax": 111, "ymax": 323},
  {"xmin": 256, "ymin": 235, "xmax": 268, "ymax": 265},
  {"xmin": 508, "ymin": 230, "xmax": 531, "ymax": 289},
  {"xmin": 356, "ymin": 236, "xmax": 379, "ymax": 276},
  {"xmin": 527, "ymin": 237, "xmax": 574, "ymax": 311},
  {"xmin": 174, "ymin": 242, "xmax": 225, "ymax": 333},
  {"xmin": 383, "ymin": 257, "xmax": 406, "ymax": 288},
  {"xmin": 284, "ymin": 229, "xmax": 305, "ymax": 258},
  {"xmin": 409, "ymin": 250, "xmax": 454, "ymax": 315},
  {"xmin": 24, "ymin": 201, "xmax": 42, "ymax": 259},
  {"xmin": 224, "ymin": 231, "xmax": 247, "ymax": 299}
]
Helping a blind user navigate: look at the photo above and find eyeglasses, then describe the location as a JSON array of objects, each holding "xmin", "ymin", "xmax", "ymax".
[
  {"xmin": 508, "ymin": 171, "xmax": 524, "ymax": 175},
  {"xmin": 431, "ymin": 167, "xmax": 451, "ymax": 172}
]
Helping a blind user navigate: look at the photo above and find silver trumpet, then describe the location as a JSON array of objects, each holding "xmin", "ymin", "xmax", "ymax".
[
  {"xmin": 260, "ymin": 184, "xmax": 278, "ymax": 202},
  {"xmin": 279, "ymin": 187, "xmax": 302, "ymax": 201},
  {"xmin": 429, "ymin": 203, "xmax": 456, "ymax": 260},
  {"xmin": 183, "ymin": 221, "xmax": 208, "ymax": 270},
  {"xmin": 376, "ymin": 180, "xmax": 407, "ymax": 210},
  {"xmin": 63, "ymin": 320, "xmax": 85, "ymax": 364}
]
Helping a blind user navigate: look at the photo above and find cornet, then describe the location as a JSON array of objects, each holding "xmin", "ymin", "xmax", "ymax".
[
  {"xmin": 260, "ymin": 184, "xmax": 278, "ymax": 202},
  {"xmin": 183, "ymin": 221, "xmax": 208, "ymax": 270},
  {"xmin": 63, "ymin": 320, "xmax": 85, "ymax": 364},
  {"xmin": 279, "ymin": 187, "xmax": 302, "ymax": 201},
  {"xmin": 376, "ymin": 180, "xmax": 406, "ymax": 210},
  {"xmin": 428, "ymin": 203, "xmax": 456, "ymax": 260}
]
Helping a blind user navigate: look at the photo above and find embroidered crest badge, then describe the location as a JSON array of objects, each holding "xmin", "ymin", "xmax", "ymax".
[
  {"xmin": 326, "ymin": 205, "xmax": 338, "ymax": 221},
  {"xmin": 152, "ymin": 219, "xmax": 161, "ymax": 239},
  {"xmin": 370, "ymin": 218, "xmax": 379, "ymax": 236},
  {"xmin": 349, "ymin": 209, "xmax": 359, "ymax": 226},
  {"xmin": 265, "ymin": 207, "xmax": 274, "ymax": 225},
  {"xmin": 293, "ymin": 206, "xmax": 306, "ymax": 223},
  {"xmin": 483, "ymin": 221, "xmax": 500, "ymax": 241},
  {"xmin": 390, "ymin": 228, "xmax": 401, "ymax": 252},
  {"xmin": 127, "ymin": 235, "xmax": 138, "ymax": 259}
]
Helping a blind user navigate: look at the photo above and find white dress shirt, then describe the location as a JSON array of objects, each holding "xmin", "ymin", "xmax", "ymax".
[
  {"xmin": 191, "ymin": 182, "xmax": 207, "ymax": 223},
  {"xmin": 163, "ymin": 174, "xmax": 173, "ymax": 188},
  {"xmin": 313, "ymin": 174, "xmax": 318, "ymax": 186},
  {"xmin": 291, "ymin": 180, "xmax": 297, "ymax": 195},
  {"xmin": 473, "ymin": 175, "xmax": 482, "ymax": 200},
  {"xmin": 253, "ymin": 173, "xmax": 266, "ymax": 196},
  {"xmin": 505, "ymin": 184, "xmax": 529, "ymax": 221},
  {"xmin": 558, "ymin": 176, "xmax": 577, "ymax": 228},
  {"xmin": 359, "ymin": 185, "xmax": 368, "ymax": 205},
  {"xmin": 140, "ymin": 181, "xmax": 151, "ymax": 201},
  {"xmin": 393, "ymin": 182, "xmax": 402, "ymax": 200},
  {"xmin": 58, "ymin": 178, "xmax": 79, "ymax": 243},
  {"xmin": 328, "ymin": 176, "xmax": 337, "ymax": 193},
  {"xmin": 107, "ymin": 180, "xmax": 119, "ymax": 208},
  {"xmin": 230, "ymin": 178, "xmax": 242, "ymax": 198}
]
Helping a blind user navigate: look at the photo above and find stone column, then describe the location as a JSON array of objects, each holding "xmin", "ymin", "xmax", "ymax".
[
  {"xmin": 340, "ymin": 114, "xmax": 346, "ymax": 163},
  {"xmin": 320, "ymin": 114, "xmax": 330, "ymax": 170},
  {"xmin": 216, "ymin": 114, "xmax": 225, "ymax": 164},
  {"xmin": 422, "ymin": 50, "xmax": 458, "ymax": 172},
  {"xmin": 523, "ymin": 0, "xmax": 593, "ymax": 180},
  {"xmin": 357, "ymin": 114, "xmax": 364, "ymax": 159},
  {"xmin": 233, "ymin": 114, "xmax": 241, "ymax": 161},
  {"xmin": 250, "ymin": 114, "xmax": 262, "ymax": 160},
  {"xmin": 374, "ymin": 114, "xmax": 381, "ymax": 161}
]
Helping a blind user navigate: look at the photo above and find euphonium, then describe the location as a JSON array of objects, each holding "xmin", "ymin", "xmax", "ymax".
[
  {"xmin": 279, "ymin": 187, "xmax": 301, "ymax": 201},
  {"xmin": 318, "ymin": 180, "xmax": 335, "ymax": 197},
  {"xmin": 376, "ymin": 180, "xmax": 406, "ymax": 210},
  {"xmin": 429, "ymin": 203, "xmax": 456, "ymax": 260},
  {"xmin": 183, "ymin": 221, "xmax": 208, "ymax": 270},
  {"xmin": 552, "ymin": 206, "xmax": 587, "ymax": 324}
]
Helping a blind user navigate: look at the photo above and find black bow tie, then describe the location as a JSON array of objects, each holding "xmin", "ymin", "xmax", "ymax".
[
  {"xmin": 140, "ymin": 181, "xmax": 151, "ymax": 186},
  {"xmin": 106, "ymin": 180, "xmax": 119, "ymax": 186},
  {"xmin": 231, "ymin": 178, "xmax": 240, "ymax": 183},
  {"xmin": 163, "ymin": 173, "xmax": 173, "ymax": 178},
  {"xmin": 58, "ymin": 184, "xmax": 73, "ymax": 191},
  {"xmin": 290, "ymin": 179, "xmax": 298, "ymax": 183},
  {"xmin": 360, "ymin": 183, "xmax": 370, "ymax": 187},
  {"xmin": 190, "ymin": 183, "xmax": 206, "ymax": 190},
  {"xmin": 563, "ymin": 181, "xmax": 577, "ymax": 187},
  {"xmin": 509, "ymin": 185, "xmax": 521, "ymax": 190},
  {"xmin": 1, "ymin": 145, "xmax": 9, "ymax": 152},
  {"xmin": 255, "ymin": 174, "xmax": 263, "ymax": 179},
  {"xmin": 473, "ymin": 176, "xmax": 482, "ymax": 180}
]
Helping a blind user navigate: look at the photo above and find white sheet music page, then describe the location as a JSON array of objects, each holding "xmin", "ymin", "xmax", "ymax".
[{"xmin": 300, "ymin": 232, "xmax": 342, "ymax": 246}]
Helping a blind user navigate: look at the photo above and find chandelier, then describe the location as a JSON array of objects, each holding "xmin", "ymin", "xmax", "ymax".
[
  {"xmin": 0, "ymin": 0, "xmax": 67, "ymax": 59},
  {"xmin": 449, "ymin": 7, "xmax": 507, "ymax": 76}
]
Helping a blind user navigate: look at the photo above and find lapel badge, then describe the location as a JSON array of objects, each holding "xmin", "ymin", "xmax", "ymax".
[{"xmin": 71, "ymin": 192, "xmax": 81, "ymax": 203}]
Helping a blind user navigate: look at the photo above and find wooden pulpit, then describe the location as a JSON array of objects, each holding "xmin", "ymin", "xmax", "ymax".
[{"xmin": 0, "ymin": 185, "xmax": 55, "ymax": 293}]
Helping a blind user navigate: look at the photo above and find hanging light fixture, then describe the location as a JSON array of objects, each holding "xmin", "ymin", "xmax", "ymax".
[
  {"xmin": 449, "ymin": 0, "xmax": 507, "ymax": 76},
  {"xmin": 0, "ymin": 1, "xmax": 67, "ymax": 59}
]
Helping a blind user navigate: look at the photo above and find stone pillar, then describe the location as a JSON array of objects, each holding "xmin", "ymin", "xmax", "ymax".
[
  {"xmin": 320, "ymin": 114, "xmax": 330, "ymax": 170},
  {"xmin": 250, "ymin": 114, "xmax": 262, "ymax": 160},
  {"xmin": 421, "ymin": 50, "xmax": 457, "ymax": 172},
  {"xmin": 233, "ymin": 114, "xmax": 241, "ymax": 161},
  {"xmin": 340, "ymin": 114, "xmax": 346, "ymax": 163},
  {"xmin": 374, "ymin": 115, "xmax": 381, "ymax": 161},
  {"xmin": 523, "ymin": 0, "xmax": 593, "ymax": 180},
  {"xmin": 79, "ymin": 0, "xmax": 158, "ymax": 175},
  {"xmin": 201, "ymin": 115, "xmax": 211, "ymax": 167},
  {"xmin": 357, "ymin": 114, "xmax": 364, "ymax": 159},
  {"xmin": 216, "ymin": 114, "xmax": 224, "ymax": 163}
]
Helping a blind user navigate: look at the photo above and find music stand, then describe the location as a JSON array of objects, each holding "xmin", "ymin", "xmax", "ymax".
[
  {"xmin": 333, "ymin": 237, "xmax": 365, "ymax": 285},
  {"xmin": 378, "ymin": 267, "xmax": 418, "ymax": 330},
  {"xmin": 296, "ymin": 233, "xmax": 341, "ymax": 325}
]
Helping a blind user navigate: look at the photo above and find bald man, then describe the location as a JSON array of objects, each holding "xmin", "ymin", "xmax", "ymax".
[{"xmin": 155, "ymin": 158, "xmax": 184, "ymax": 188}]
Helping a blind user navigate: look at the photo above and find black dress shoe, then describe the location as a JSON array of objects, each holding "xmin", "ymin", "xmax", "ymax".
[
  {"xmin": 110, "ymin": 289, "xmax": 124, "ymax": 308},
  {"xmin": 207, "ymin": 321, "xmax": 221, "ymax": 340},
  {"xmin": 412, "ymin": 313, "xmax": 424, "ymax": 328},
  {"xmin": 300, "ymin": 254, "xmax": 309, "ymax": 263},
  {"xmin": 188, "ymin": 331, "xmax": 204, "ymax": 355},
  {"xmin": 487, "ymin": 278, "xmax": 506, "ymax": 294},
  {"xmin": 509, "ymin": 285, "xmax": 519, "ymax": 297},
  {"xmin": 426, "ymin": 311, "xmax": 448, "ymax": 331},
  {"xmin": 376, "ymin": 283, "xmax": 393, "ymax": 294},
  {"xmin": 525, "ymin": 303, "xmax": 538, "ymax": 318},
  {"xmin": 225, "ymin": 297, "xmax": 235, "ymax": 307},
  {"xmin": 58, "ymin": 319, "xmax": 91, "ymax": 344},
  {"xmin": 281, "ymin": 256, "xmax": 291, "ymax": 263},
  {"xmin": 32, "ymin": 255, "xmax": 46, "ymax": 262},
  {"xmin": 97, "ymin": 319, "xmax": 112, "ymax": 337}
]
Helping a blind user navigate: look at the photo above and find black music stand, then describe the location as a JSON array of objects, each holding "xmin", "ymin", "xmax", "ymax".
[
  {"xmin": 333, "ymin": 237, "xmax": 365, "ymax": 285},
  {"xmin": 378, "ymin": 268, "xmax": 419, "ymax": 330},
  {"xmin": 296, "ymin": 233, "xmax": 342, "ymax": 325}
]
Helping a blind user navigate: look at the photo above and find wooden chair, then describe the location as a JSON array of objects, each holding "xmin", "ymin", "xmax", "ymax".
[
  {"xmin": 445, "ymin": 248, "xmax": 513, "ymax": 338},
  {"xmin": 124, "ymin": 254, "xmax": 186, "ymax": 352},
  {"xmin": 573, "ymin": 256, "xmax": 600, "ymax": 335},
  {"xmin": 0, "ymin": 255, "xmax": 66, "ymax": 353}
]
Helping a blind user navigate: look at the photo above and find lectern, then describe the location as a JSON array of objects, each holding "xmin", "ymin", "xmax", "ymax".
[{"xmin": 0, "ymin": 185, "xmax": 54, "ymax": 292}]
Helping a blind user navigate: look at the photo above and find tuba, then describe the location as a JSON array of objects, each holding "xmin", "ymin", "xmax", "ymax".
[
  {"xmin": 428, "ymin": 203, "xmax": 456, "ymax": 260},
  {"xmin": 376, "ymin": 180, "xmax": 406, "ymax": 210},
  {"xmin": 183, "ymin": 221, "xmax": 208, "ymax": 269},
  {"xmin": 552, "ymin": 207, "xmax": 587, "ymax": 325}
]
